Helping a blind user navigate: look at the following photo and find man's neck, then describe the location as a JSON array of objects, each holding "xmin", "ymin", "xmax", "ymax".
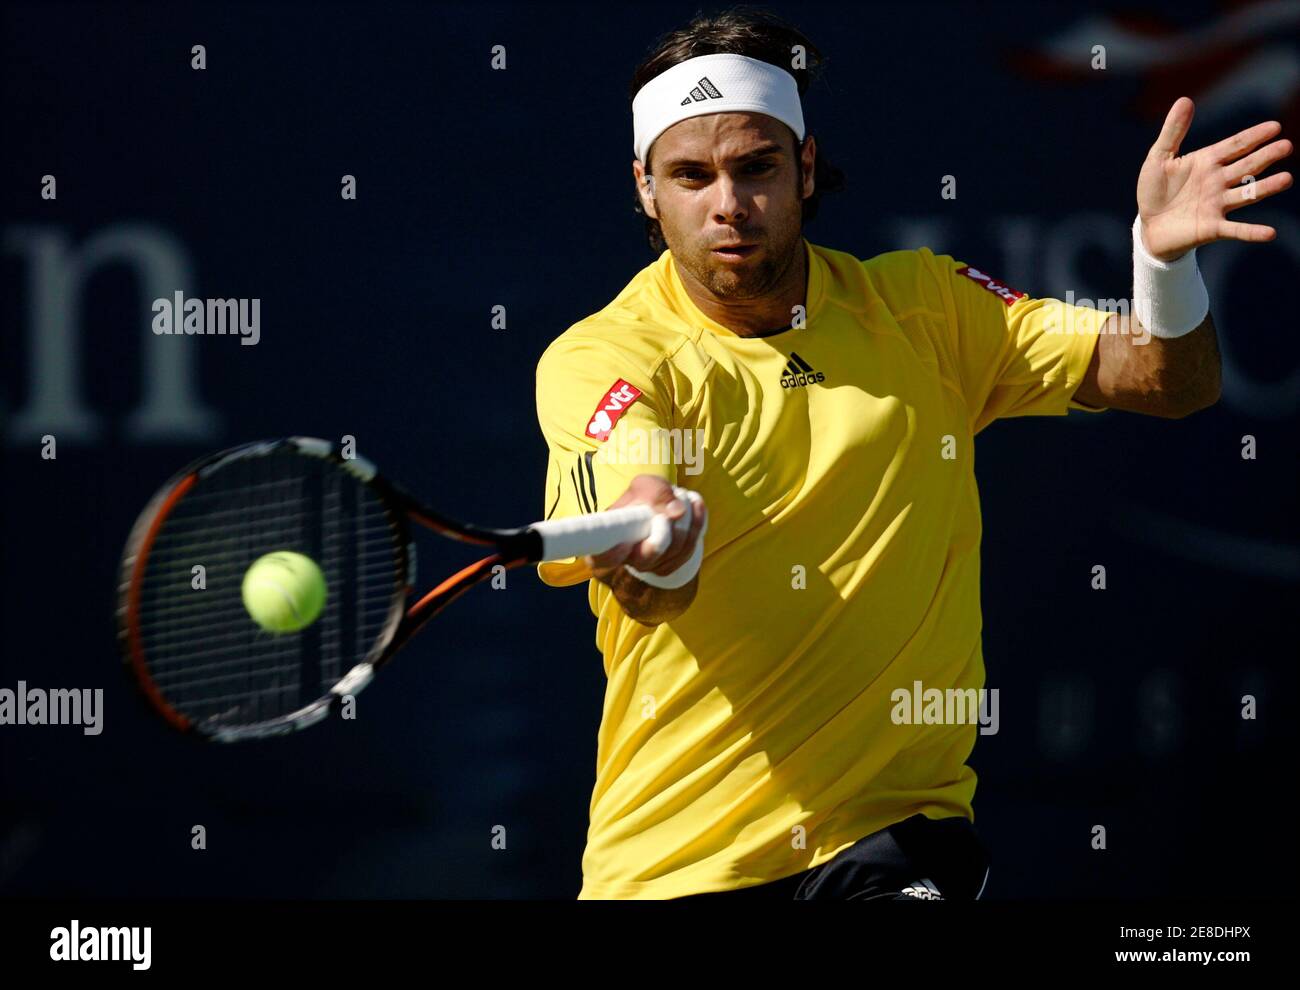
[{"xmin": 678, "ymin": 241, "xmax": 808, "ymax": 338}]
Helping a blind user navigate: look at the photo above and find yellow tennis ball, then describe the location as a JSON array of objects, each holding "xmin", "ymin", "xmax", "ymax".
[{"xmin": 241, "ymin": 551, "xmax": 327, "ymax": 633}]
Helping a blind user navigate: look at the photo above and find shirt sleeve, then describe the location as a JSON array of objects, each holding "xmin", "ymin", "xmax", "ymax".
[
  {"xmin": 534, "ymin": 334, "xmax": 675, "ymax": 588},
  {"xmin": 927, "ymin": 251, "xmax": 1110, "ymax": 434}
]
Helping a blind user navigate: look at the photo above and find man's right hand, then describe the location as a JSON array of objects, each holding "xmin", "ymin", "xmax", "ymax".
[{"xmin": 583, "ymin": 474, "xmax": 707, "ymax": 624}]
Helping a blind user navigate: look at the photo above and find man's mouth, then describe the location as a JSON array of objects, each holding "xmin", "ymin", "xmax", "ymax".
[{"xmin": 711, "ymin": 243, "xmax": 759, "ymax": 260}]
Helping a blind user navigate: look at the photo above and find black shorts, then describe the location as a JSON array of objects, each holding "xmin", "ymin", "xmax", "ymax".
[{"xmin": 676, "ymin": 814, "xmax": 991, "ymax": 902}]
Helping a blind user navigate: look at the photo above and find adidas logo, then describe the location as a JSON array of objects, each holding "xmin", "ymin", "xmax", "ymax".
[
  {"xmin": 780, "ymin": 352, "xmax": 826, "ymax": 389},
  {"xmin": 900, "ymin": 879, "xmax": 943, "ymax": 901},
  {"xmin": 680, "ymin": 75, "xmax": 724, "ymax": 106}
]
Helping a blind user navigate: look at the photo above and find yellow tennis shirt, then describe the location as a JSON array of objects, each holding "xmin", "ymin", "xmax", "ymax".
[{"xmin": 534, "ymin": 237, "xmax": 1109, "ymax": 899}]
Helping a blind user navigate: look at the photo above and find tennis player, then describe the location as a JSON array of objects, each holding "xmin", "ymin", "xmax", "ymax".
[{"xmin": 533, "ymin": 10, "xmax": 1290, "ymax": 900}]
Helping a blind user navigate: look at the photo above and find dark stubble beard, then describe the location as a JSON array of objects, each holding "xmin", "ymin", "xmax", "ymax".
[{"xmin": 686, "ymin": 224, "xmax": 802, "ymax": 301}]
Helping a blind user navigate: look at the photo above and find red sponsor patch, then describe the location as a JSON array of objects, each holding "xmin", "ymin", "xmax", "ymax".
[
  {"xmin": 584, "ymin": 379, "xmax": 642, "ymax": 441},
  {"xmin": 956, "ymin": 265, "xmax": 1026, "ymax": 306}
]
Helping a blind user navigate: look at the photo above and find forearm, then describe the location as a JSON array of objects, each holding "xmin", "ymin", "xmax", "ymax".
[
  {"xmin": 1075, "ymin": 209, "xmax": 1225, "ymax": 418},
  {"xmin": 1093, "ymin": 309, "xmax": 1222, "ymax": 417},
  {"xmin": 598, "ymin": 568, "xmax": 700, "ymax": 626}
]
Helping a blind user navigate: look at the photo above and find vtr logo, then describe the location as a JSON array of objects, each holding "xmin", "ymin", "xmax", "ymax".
[
  {"xmin": 585, "ymin": 379, "xmax": 642, "ymax": 441},
  {"xmin": 956, "ymin": 265, "xmax": 1025, "ymax": 306}
]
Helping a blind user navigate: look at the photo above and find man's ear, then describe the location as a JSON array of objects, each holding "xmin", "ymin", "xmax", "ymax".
[
  {"xmin": 799, "ymin": 134, "xmax": 816, "ymax": 202},
  {"xmin": 643, "ymin": 176, "xmax": 657, "ymax": 215},
  {"xmin": 635, "ymin": 163, "xmax": 658, "ymax": 219}
]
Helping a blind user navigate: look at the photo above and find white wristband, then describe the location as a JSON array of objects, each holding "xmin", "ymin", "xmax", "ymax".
[
  {"xmin": 1132, "ymin": 214, "xmax": 1209, "ymax": 339},
  {"xmin": 624, "ymin": 487, "xmax": 707, "ymax": 590}
]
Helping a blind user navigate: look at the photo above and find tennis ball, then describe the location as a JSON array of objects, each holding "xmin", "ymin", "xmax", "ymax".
[{"xmin": 241, "ymin": 551, "xmax": 327, "ymax": 633}]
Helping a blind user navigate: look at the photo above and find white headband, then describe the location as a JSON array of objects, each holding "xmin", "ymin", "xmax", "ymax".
[{"xmin": 632, "ymin": 53, "xmax": 805, "ymax": 167}]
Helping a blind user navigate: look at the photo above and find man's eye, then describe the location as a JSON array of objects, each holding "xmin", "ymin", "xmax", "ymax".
[{"xmin": 676, "ymin": 163, "xmax": 774, "ymax": 182}]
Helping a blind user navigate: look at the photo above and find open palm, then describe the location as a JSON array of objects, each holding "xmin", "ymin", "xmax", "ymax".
[{"xmin": 1138, "ymin": 97, "xmax": 1292, "ymax": 262}]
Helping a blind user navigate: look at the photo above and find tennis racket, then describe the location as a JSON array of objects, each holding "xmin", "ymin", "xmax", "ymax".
[{"xmin": 115, "ymin": 436, "xmax": 671, "ymax": 742}]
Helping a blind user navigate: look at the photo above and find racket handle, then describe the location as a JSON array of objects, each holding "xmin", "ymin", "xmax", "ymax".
[{"xmin": 529, "ymin": 504, "xmax": 661, "ymax": 561}]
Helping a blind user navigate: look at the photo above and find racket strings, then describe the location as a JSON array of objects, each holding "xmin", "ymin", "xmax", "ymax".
[{"xmin": 131, "ymin": 450, "xmax": 405, "ymax": 730}]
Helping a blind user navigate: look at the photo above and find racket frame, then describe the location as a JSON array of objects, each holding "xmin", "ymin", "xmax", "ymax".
[{"xmin": 117, "ymin": 436, "xmax": 656, "ymax": 742}]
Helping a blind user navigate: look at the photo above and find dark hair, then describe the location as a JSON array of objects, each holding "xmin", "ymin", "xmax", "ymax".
[{"xmin": 629, "ymin": 6, "xmax": 846, "ymax": 253}]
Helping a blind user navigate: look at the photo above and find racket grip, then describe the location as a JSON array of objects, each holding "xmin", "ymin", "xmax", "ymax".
[{"xmin": 529, "ymin": 504, "xmax": 658, "ymax": 561}]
